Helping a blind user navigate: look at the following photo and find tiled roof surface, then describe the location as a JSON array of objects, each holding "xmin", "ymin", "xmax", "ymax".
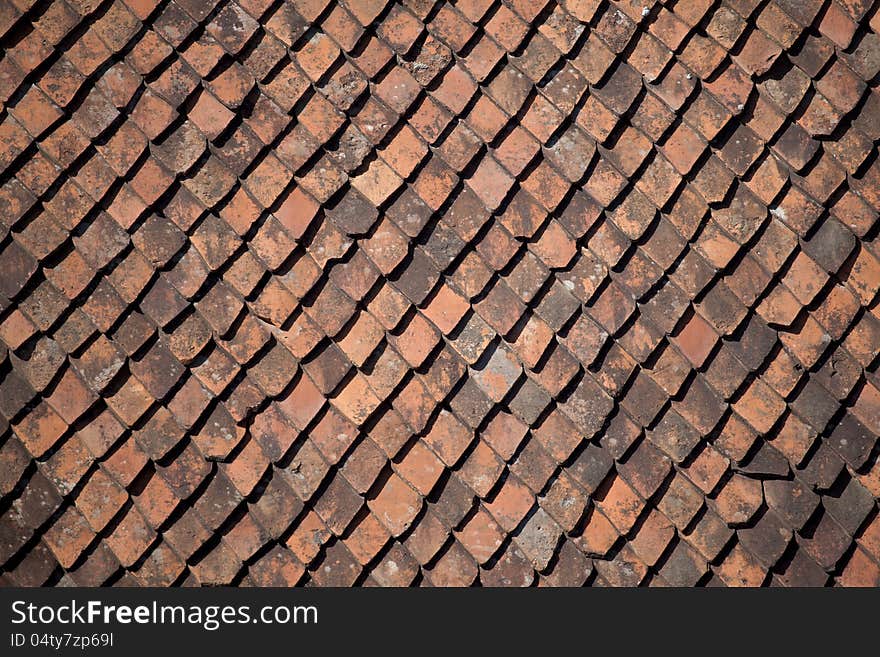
[{"xmin": 1, "ymin": 0, "xmax": 879, "ymax": 587}]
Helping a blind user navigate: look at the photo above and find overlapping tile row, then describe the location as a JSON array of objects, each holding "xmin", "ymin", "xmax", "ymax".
[{"xmin": 0, "ymin": 0, "xmax": 878, "ymax": 587}]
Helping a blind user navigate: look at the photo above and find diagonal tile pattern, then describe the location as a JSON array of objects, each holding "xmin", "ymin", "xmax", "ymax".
[{"xmin": 0, "ymin": 0, "xmax": 879, "ymax": 587}]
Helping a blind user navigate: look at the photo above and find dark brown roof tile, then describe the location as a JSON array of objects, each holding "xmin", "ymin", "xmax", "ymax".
[
  {"xmin": 802, "ymin": 511, "xmax": 851, "ymax": 571},
  {"xmin": 659, "ymin": 540, "xmax": 708, "ymax": 586}
]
